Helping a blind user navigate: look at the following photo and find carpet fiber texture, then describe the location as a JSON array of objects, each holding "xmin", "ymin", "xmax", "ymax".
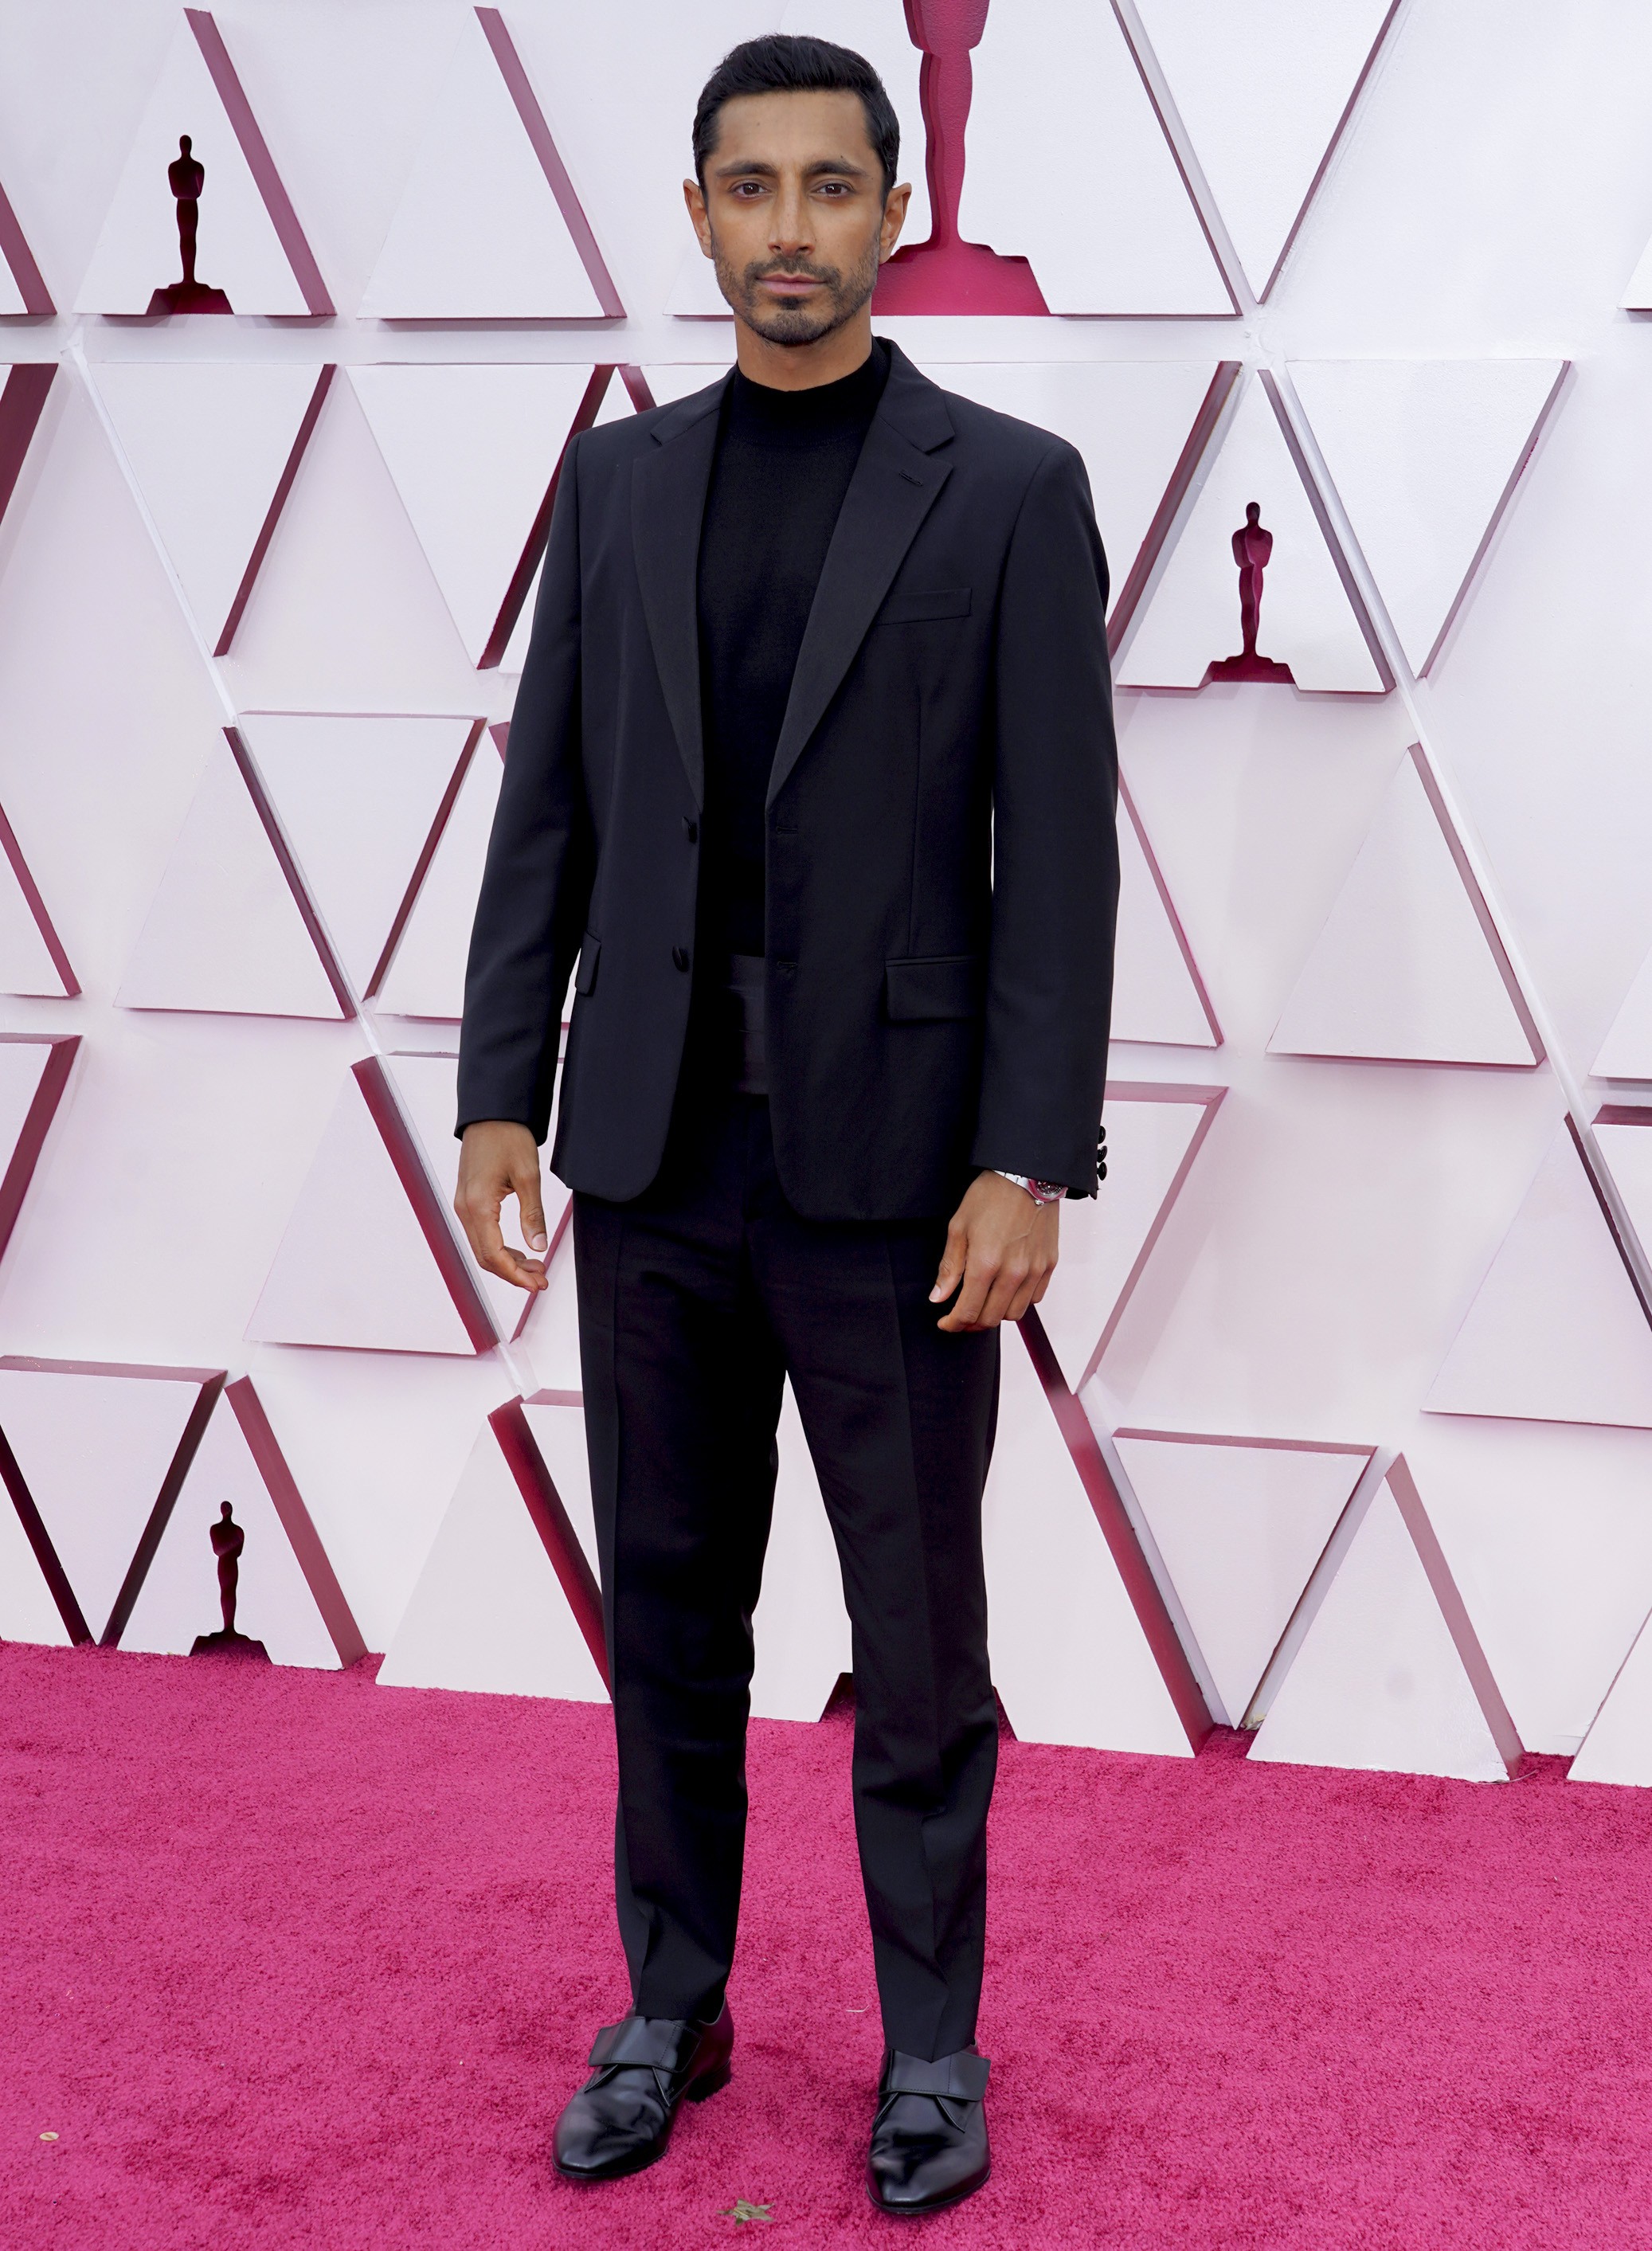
[{"xmin": 3, "ymin": 1642, "xmax": 1651, "ymax": 2249}]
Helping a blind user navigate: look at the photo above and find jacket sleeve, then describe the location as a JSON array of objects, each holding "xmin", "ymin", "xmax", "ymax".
[
  {"xmin": 969, "ymin": 439, "xmax": 1118, "ymax": 1196},
  {"xmin": 455, "ymin": 433, "xmax": 595, "ymax": 1142}
]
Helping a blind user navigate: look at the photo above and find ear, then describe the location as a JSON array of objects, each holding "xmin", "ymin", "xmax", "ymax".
[
  {"xmin": 683, "ymin": 177, "xmax": 714, "ymax": 259},
  {"xmin": 879, "ymin": 181, "xmax": 913, "ymax": 263}
]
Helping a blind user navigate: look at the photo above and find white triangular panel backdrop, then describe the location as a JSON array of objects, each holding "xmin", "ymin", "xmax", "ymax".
[
  {"xmin": 1269, "ymin": 747, "xmax": 1539, "ymax": 1067},
  {"xmin": 74, "ymin": 18, "xmax": 311, "ymax": 315},
  {"xmin": 245, "ymin": 1070, "xmax": 479, "ymax": 1356},
  {"xmin": 1427, "ymin": 1125, "xmax": 1652, "ymax": 1429},
  {"xmin": 961, "ymin": 0, "xmax": 1232, "ymax": 315},
  {"xmin": 983, "ymin": 1321, "xmax": 1192, "ymax": 1755},
  {"xmin": 374, "ymin": 734, "xmax": 503, "ymax": 1019},
  {"xmin": 1118, "ymin": 377, "xmax": 1385, "ymax": 692},
  {"xmin": 1292, "ymin": 358, "xmax": 1564, "ymax": 674},
  {"xmin": 1251, "ymin": 1474, "xmax": 1511, "ymax": 1780},
  {"xmin": 119, "ymin": 734, "xmax": 344, "ymax": 1020},
  {"xmin": 0, "ymin": 1364, "xmax": 211, "ymax": 1642},
  {"xmin": 121, "ymin": 1396, "xmax": 340, "ymax": 1666},
  {"xmin": 1132, "ymin": 0, "xmax": 1399, "ymax": 298},
  {"xmin": 360, "ymin": 10, "xmax": 605, "ymax": 320},
  {"xmin": 378, "ymin": 1420, "xmax": 607, "ymax": 1699},
  {"xmin": 91, "ymin": 362, "xmax": 323, "ymax": 650},
  {"xmin": 1114, "ymin": 1431, "xmax": 1368, "ymax": 1728},
  {"xmin": 241, "ymin": 712, "xmax": 475, "ymax": 999}
]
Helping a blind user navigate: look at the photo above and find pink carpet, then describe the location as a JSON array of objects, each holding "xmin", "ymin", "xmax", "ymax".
[{"xmin": 3, "ymin": 1645, "xmax": 1651, "ymax": 2249}]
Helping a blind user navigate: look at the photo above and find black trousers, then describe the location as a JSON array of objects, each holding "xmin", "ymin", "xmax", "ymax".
[{"xmin": 573, "ymin": 1086, "xmax": 1000, "ymax": 2061}]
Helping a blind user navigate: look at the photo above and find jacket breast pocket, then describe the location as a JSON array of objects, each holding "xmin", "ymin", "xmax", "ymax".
[
  {"xmin": 574, "ymin": 933, "xmax": 601, "ymax": 996},
  {"xmin": 873, "ymin": 585, "xmax": 972, "ymax": 627},
  {"xmin": 884, "ymin": 954, "xmax": 983, "ymax": 1022}
]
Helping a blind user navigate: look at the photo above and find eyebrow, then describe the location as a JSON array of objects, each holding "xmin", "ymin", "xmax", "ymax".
[{"xmin": 711, "ymin": 155, "xmax": 872, "ymax": 181}]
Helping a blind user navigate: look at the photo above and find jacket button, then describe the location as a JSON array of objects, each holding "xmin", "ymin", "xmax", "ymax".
[
  {"xmin": 683, "ymin": 818, "xmax": 699, "ymax": 843},
  {"xmin": 672, "ymin": 945, "xmax": 690, "ymax": 972}
]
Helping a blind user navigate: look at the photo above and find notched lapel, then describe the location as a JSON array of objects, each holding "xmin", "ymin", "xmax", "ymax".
[
  {"xmin": 768, "ymin": 414, "xmax": 953, "ymax": 808},
  {"xmin": 632, "ymin": 395, "xmax": 724, "ymax": 808}
]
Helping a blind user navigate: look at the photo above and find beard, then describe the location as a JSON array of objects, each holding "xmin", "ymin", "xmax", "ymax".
[{"xmin": 711, "ymin": 231, "xmax": 882, "ymax": 347}]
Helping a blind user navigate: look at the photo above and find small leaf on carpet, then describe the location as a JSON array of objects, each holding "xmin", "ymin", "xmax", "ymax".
[{"xmin": 718, "ymin": 2197, "xmax": 773, "ymax": 2224}]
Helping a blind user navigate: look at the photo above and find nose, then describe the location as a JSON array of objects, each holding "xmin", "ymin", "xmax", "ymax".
[{"xmin": 769, "ymin": 177, "xmax": 814, "ymax": 260}]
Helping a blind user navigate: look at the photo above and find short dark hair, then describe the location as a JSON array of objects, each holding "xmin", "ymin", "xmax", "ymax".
[{"xmin": 692, "ymin": 34, "xmax": 901, "ymax": 201}]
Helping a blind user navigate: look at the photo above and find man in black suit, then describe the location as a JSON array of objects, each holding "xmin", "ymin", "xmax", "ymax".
[{"xmin": 455, "ymin": 33, "xmax": 1116, "ymax": 2218}]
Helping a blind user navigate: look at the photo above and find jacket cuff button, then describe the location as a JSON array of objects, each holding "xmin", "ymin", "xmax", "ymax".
[
  {"xmin": 683, "ymin": 818, "xmax": 699, "ymax": 843},
  {"xmin": 672, "ymin": 945, "xmax": 691, "ymax": 972}
]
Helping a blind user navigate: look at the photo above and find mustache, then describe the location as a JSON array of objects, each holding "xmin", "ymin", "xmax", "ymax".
[{"xmin": 747, "ymin": 256, "xmax": 838, "ymax": 285}]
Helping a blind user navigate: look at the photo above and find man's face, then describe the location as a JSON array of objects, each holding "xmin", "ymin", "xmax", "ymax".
[{"xmin": 687, "ymin": 90, "xmax": 910, "ymax": 348}]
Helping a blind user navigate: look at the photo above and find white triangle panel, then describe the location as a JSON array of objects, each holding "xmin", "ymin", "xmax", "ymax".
[
  {"xmin": 1114, "ymin": 1430, "xmax": 1369, "ymax": 1726},
  {"xmin": 375, "ymin": 733, "xmax": 503, "ymax": 1020},
  {"xmin": 1572, "ymin": 1601, "xmax": 1652, "ymax": 1783},
  {"xmin": 245, "ymin": 1069, "xmax": 483, "ymax": 1356},
  {"xmin": 1619, "ymin": 229, "xmax": 1652, "ymax": 311},
  {"xmin": 241, "ymin": 712, "xmax": 477, "ymax": 998},
  {"xmin": 1112, "ymin": 775, "xmax": 1219, "ymax": 1047},
  {"xmin": 494, "ymin": 366, "xmax": 640, "ymax": 674},
  {"xmin": 1592, "ymin": 949, "xmax": 1652, "ymax": 1080},
  {"xmin": 118, "ymin": 733, "xmax": 346, "ymax": 1019},
  {"xmin": 91, "ymin": 362, "xmax": 327, "ymax": 651},
  {"xmin": 0, "ymin": 1362, "xmax": 216, "ymax": 1642},
  {"xmin": 984, "ymin": 1321, "xmax": 1191, "ymax": 1754},
  {"xmin": 1269, "ymin": 746, "xmax": 1540, "ymax": 1067},
  {"xmin": 1292, "ymin": 359, "xmax": 1564, "ymax": 675},
  {"xmin": 1427, "ymin": 1124, "xmax": 1652, "ymax": 1430},
  {"xmin": 120, "ymin": 1396, "xmax": 340, "ymax": 1666},
  {"xmin": 1119, "ymin": 377, "xmax": 1385, "ymax": 692},
  {"xmin": 750, "ymin": 1383, "xmax": 851, "ymax": 1724},
  {"xmin": 959, "ymin": 0, "xmax": 1232, "ymax": 314},
  {"xmin": 916, "ymin": 362, "xmax": 1225, "ymax": 639},
  {"xmin": 360, "ymin": 10, "xmax": 609, "ymax": 319},
  {"xmin": 519, "ymin": 1229, "xmax": 582, "ymax": 1389},
  {"xmin": 73, "ymin": 17, "xmax": 313, "ymax": 315},
  {"xmin": 378, "ymin": 1421, "xmax": 607, "ymax": 1699},
  {"xmin": 1037, "ymin": 1083, "xmax": 1223, "ymax": 1392},
  {"xmin": 0, "ymin": 1483, "xmax": 70, "ymax": 1645},
  {"xmin": 1251, "ymin": 1470, "xmax": 1513, "ymax": 1781},
  {"xmin": 384, "ymin": 1050, "xmax": 569, "ymax": 1345},
  {"xmin": 350, "ymin": 363, "xmax": 597, "ymax": 665},
  {"xmin": 1132, "ymin": 0, "xmax": 1400, "ymax": 299}
]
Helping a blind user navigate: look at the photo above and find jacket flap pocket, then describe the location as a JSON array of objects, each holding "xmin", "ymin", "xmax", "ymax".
[
  {"xmin": 574, "ymin": 934, "xmax": 601, "ymax": 996},
  {"xmin": 874, "ymin": 585, "xmax": 972, "ymax": 626},
  {"xmin": 884, "ymin": 954, "xmax": 983, "ymax": 1022}
]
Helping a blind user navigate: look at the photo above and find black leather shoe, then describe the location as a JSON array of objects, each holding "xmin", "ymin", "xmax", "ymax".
[
  {"xmin": 866, "ymin": 2046, "xmax": 991, "ymax": 2216},
  {"xmin": 552, "ymin": 2004, "xmax": 733, "ymax": 2181}
]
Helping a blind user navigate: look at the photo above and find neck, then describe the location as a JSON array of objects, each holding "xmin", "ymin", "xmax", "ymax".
[{"xmin": 733, "ymin": 307, "xmax": 876, "ymax": 391}]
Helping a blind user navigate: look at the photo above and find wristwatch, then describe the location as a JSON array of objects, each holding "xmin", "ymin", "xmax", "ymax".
[{"xmin": 995, "ymin": 1171, "xmax": 1067, "ymax": 1206}]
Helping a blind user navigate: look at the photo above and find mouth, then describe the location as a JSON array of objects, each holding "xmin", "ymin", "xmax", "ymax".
[{"xmin": 759, "ymin": 273, "xmax": 822, "ymax": 298}]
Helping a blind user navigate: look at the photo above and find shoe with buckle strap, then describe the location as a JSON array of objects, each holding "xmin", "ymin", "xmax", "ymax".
[
  {"xmin": 552, "ymin": 2003, "xmax": 733, "ymax": 2182},
  {"xmin": 866, "ymin": 2045, "xmax": 991, "ymax": 2216}
]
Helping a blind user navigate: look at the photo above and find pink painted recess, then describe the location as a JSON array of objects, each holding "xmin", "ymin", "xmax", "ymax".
[
  {"xmin": 0, "ymin": 176, "xmax": 52, "ymax": 315},
  {"xmin": 0, "ymin": 363, "xmax": 53, "ymax": 529},
  {"xmin": 0, "ymin": 1034, "xmax": 79, "ymax": 1255},
  {"xmin": 217, "ymin": 365, "xmax": 333, "ymax": 654},
  {"xmin": 221, "ymin": 1377, "xmax": 366, "ymax": 1666},
  {"xmin": 874, "ymin": 1, "xmax": 1047, "ymax": 314}
]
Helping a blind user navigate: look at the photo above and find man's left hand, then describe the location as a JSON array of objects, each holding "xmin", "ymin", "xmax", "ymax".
[{"xmin": 930, "ymin": 1171, "xmax": 1060, "ymax": 1333}]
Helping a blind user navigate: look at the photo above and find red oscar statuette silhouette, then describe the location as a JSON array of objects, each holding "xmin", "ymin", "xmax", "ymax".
[
  {"xmin": 874, "ymin": 0, "xmax": 1047, "ymax": 315},
  {"xmin": 190, "ymin": 1501, "xmax": 269, "ymax": 1658},
  {"xmin": 147, "ymin": 135, "xmax": 233, "ymax": 316},
  {"xmin": 1203, "ymin": 503, "xmax": 1295, "ymax": 685}
]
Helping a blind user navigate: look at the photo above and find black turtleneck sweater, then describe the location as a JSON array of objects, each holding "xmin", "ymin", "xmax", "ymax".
[{"xmin": 695, "ymin": 341, "xmax": 891, "ymax": 966}]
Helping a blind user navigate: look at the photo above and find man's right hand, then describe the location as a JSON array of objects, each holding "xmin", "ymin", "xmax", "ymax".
[{"xmin": 455, "ymin": 1120, "xmax": 550, "ymax": 1294}]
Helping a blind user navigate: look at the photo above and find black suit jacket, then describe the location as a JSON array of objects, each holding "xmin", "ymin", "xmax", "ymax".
[{"xmin": 456, "ymin": 343, "xmax": 1118, "ymax": 1222}]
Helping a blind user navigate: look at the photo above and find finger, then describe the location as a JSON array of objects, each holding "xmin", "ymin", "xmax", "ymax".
[
  {"xmin": 974, "ymin": 1260, "xmax": 1032, "ymax": 1331},
  {"xmin": 929, "ymin": 1222, "xmax": 968, "ymax": 1305},
  {"xmin": 457, "ymin": 1187, "xmax": 548, "ymax": 1294},
  {"xmin": 513, "ymin": 1160, "xmax": 548, "ymax": 1255},
  {"xmin": 938, "ymin": 1249, "xmax": 996, "ymax": 1333}
]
